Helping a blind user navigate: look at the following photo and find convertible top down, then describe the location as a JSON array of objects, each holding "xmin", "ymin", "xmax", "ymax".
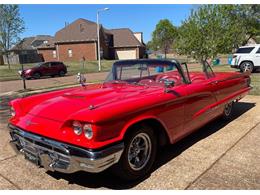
[{"xmin": 9, "ymin": 59, "xmax": 252, "ymax": 180}]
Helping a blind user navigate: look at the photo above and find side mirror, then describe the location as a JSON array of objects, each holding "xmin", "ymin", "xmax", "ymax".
[
  {"xmin": 77, "ymin": 72, "xmax": 86, "ymax": 87},
  {"xmin": 164, "ymin": 80, "xmax": 175, "ymax": 88},
  {"xmin": 164, "ymin": 80, "xmax": 175, "ymax": 93}
]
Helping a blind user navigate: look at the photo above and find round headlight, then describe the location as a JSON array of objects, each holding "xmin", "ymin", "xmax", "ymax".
[
  {"xmin": 83, "ymin": 124, "xmax": 93, "ymax": 139},
  {"xmin": 72, "ymin": 121, "xmax": 82, "ymax": 135},
  {"xmin": 10, "ymin": 107, "xmax": 16, "ymax": 117},
  {"xmin": 25, "ymin": 69, "xmax": 32, "ymax": 73}
]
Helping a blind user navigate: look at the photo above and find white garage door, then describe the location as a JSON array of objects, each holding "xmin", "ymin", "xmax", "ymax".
[{"xmin": 115, "ymin": 49, "xmax": 137, "ymax": 60}]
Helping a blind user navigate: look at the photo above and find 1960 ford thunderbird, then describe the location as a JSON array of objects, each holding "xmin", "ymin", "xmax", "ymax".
[{"xmin": 9, "ymin": 59, "xmax": 252, "ymax": 180}]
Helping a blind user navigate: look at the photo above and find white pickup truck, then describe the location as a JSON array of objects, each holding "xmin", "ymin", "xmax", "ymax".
[{"xmin": 231, "ymin": 44, "xmax": 260, "ymax": 73}]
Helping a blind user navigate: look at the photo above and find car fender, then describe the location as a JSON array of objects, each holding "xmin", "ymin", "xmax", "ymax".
[
  {"xmin": 239, "ymin": 60, "xmax": 254, "ymax": 66},
  {"xmin": 119, "ymin": 114, "xmax": 169, "ymax": 141}
]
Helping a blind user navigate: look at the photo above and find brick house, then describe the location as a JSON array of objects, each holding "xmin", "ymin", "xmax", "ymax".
[
  {"xmin": 36, "ymin": 39, "xmax": 56, "ymax": 62},
  {"xmin": 4, "ymin": 35, "xmax": 53, "ymax": 64},
  {"xmin": 38, "ymin": 18, "xmax": 146, "ymax": 62},
  {"xmin": 109, "ymin": 29, "xmax": 146, "ymax": 59}
]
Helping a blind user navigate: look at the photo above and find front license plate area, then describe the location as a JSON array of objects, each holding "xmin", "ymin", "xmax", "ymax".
[{"xmin": 24, "ymin": 151, "xmax": 40, "ymax": 166}]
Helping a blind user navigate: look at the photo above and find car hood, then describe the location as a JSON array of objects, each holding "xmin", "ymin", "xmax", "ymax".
[
  {"xmin": 26, "ymin": 84, "xmax": 162, "ymax": 122},
  {"xmin": 21, "ymin": 67, "xmax": 36, "ymax": 73}
]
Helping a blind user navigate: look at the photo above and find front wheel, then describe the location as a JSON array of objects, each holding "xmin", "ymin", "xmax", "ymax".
[
  {"xmin": 112, "ymin": 125, "xmax": 157, "ymax": 181},
  {"xmin": 33, "ymin": 72, "xmax": 41, "ymax": 79},
  {"xmin": 240, "ymin": 61, "xmax": 254, "ymax": 73}
]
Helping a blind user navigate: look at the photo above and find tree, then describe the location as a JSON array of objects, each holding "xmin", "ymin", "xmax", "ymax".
[
  {"xmin": 0, "ymin": 5, "xmax": 25, "ymax": 69},
  {"xmin": 151, "ymin": 19, "xmax": 178, "ymax": 58},
  {"xmin": 146, "ymin": 40, "xmax": 154, "ymax": 51},
  {"xmin": 175, "ymin": 4, "xmax": 260, "ymax": 62},
  {"xmin": 237, "ymin": 5, "xmax": 260, "ymax": 45}
]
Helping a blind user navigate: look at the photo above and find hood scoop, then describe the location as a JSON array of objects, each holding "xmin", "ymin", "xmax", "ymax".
[{"xmin": 62, "ymin": 88, "xmax": 113, "ymax": 99}]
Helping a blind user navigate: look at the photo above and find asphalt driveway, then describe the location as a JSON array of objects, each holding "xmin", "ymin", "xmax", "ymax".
[{"xmin": 0, "ymin": 95, "xmax": 259, "ymax": 189}]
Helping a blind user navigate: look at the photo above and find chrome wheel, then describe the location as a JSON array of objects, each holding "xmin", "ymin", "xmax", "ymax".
[
  {"xmin": 224, "ymin": 102, "xmax": 232, "ymax": 116},
  {"xmin": 241, "ymin": 62, "xmax": 253, "ymax": 73},
  {"xmin": 127, "ymin": 133, "xmax": 152, "ymax": 171}
]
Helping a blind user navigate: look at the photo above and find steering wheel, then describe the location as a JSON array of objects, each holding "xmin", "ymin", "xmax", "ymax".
[{"xmin": 156, "ymin": 75, "xmax": 181, "ymax": 86}]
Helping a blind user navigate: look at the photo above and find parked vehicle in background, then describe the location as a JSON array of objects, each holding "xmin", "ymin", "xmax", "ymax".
[
  {"xmin": 231, "ymin": 44, "xmax": 260, "ymax": 73},
  {"xmin": 9, "ymin": 59, "xmax": 251, "ymax": 181},
  {"xmin": 19, "ymin": 61, "xmax": 67, "ymax": 79}
]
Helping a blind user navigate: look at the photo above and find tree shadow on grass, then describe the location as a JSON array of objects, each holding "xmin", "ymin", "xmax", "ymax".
[{"xmin": 47, "ymin": 101, "xmax": 255, "ymax": 189}]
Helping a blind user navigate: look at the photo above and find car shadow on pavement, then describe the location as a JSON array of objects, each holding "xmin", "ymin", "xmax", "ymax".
[{"xmin": 46, "ymin": 101, "xmax": 255, "ymax": 189}]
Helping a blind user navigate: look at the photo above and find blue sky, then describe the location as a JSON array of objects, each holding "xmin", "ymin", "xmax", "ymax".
[{"xmin": 20, "ymin": 4, "xmax": 195, "ymax": 43}]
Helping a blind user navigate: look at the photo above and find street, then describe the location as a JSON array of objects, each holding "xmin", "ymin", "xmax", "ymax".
[
  {"xmin": 0, "ymin": 95, "xmax": 259, "ymax": 189},
  {"xmin": 0, "ymin": 72, "xmax": 108, "ymax": 94}
]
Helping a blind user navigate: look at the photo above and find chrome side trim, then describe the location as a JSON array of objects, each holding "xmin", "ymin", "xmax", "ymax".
[{"xmin": 9, "ymin": 124, "xmax": 124, "ymax": 173}]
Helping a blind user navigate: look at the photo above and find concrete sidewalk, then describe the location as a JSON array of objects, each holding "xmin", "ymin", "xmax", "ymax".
[
  {"xmin": 0, "ymin": 71, "xmax": 108, "ymax": 94},
  {"xmin": 0, "ymin": 95, "xmax": 259, "ymax": 189}
]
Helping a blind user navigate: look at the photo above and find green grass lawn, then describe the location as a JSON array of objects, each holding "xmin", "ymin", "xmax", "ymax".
[{"xmin": 0, "ymin": 60, "xmax": 115, "ymax": 81}]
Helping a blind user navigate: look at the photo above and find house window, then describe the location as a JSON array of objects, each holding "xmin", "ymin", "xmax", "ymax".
[
  {"xmin": 68, "ymin": 49, "xmax": 72, "ymax": 57},
  {"xmin": 52, "ymin": 50, "xmax": 57, "ymax": 58}
]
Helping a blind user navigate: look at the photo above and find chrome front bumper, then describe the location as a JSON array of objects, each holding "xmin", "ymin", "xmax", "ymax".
[{"xmin": 9, "ymin": 124, "xmax": 124, "ymax": 173}]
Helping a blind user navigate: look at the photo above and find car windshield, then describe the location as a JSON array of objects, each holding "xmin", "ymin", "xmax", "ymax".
[
  {"xmin": 34, "ymin": 62, "xmax": 44, "ymax": 67},
  {"xmin": 105, "ymin": 60, "xmax": 185, "ymax": 86}
]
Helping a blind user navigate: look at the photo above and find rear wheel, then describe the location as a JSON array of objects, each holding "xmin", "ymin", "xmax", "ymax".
[
  {"xmin": 222, "ymin": 102, "xmax": 233, "ymax": 120},
  {"xmin": 112, "ymin": 125, "xmax": 157, "ymax": 181},
  {"xmin": 240, "ymin": 61, "xmax": 254, "ymax": 73},
  {"xmin": 33, "ymin": 72, "xmax": 41, "ymax": 79},
  {"xmin": 59, "ymin": 70, "xmax": 65, "ymax": 77}
]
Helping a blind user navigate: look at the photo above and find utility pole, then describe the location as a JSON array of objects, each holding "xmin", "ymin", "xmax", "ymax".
[{"xmin": 97, "ymin": 7, "xmax": 109, "ymax": 72}]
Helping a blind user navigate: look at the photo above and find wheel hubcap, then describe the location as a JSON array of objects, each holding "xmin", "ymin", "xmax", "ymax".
[
  {"xmin": 128, "ymin": 133, "xmax": 152, "ymax": 171},
  {"xmin": 243, "ymin": 63, "xmax": 252, "ymax": 72},
  {"xmin": 224, "ymin": 102, "xmax": 232, "ymax": 116}
]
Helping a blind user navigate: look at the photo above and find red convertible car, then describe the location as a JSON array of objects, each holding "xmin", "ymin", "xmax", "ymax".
[{"xmin": 9, "ymin": 59, "xmax": 251, "ymax": 180}]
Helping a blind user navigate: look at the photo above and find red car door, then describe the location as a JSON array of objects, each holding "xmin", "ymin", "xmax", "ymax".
[
  {"xmin": 157, "ymin": 84, "xmax": 186, "ymax": 143},
  {"xmin": 50, "ymin": 62, "xmax": 62, "ymax": 75},
  {"xmin": 177, "ymin": 78, "xmax": 218, "ymax": 140},
  {"xmin": 39, "ymin": 62, "xmax": 51, "ymax": 76}
]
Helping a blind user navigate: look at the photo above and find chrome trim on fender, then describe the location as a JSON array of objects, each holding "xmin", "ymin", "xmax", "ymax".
[{"xmin": 9, "ymin": 124, "xmax": 124, "ymax": 173}]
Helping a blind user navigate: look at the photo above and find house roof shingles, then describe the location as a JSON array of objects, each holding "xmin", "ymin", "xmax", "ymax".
[
  {"xmin": 11, "ymin": 37, "xmax": 36, "ymax": 50},
  {"xmin": 55, "ymin": 18, "xmax": 144, "ymax": 48},
  {"xmin": 37, "ymin": 38, "xmax": 55, "ymax": 49},
  {"xmin": 55, "ymin": 18, "xmax": 99, "ymax": 43},
  {"xmin": 14, "ymin": 19, "xmax": 145, "ymax": 51},
  {"xmin": 11, "ymin": 35, "xmax": 54, "ymax": 50},
  {"xmin": 108, "ymin": 28, "xmax": 144, "ymax": 48}
]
